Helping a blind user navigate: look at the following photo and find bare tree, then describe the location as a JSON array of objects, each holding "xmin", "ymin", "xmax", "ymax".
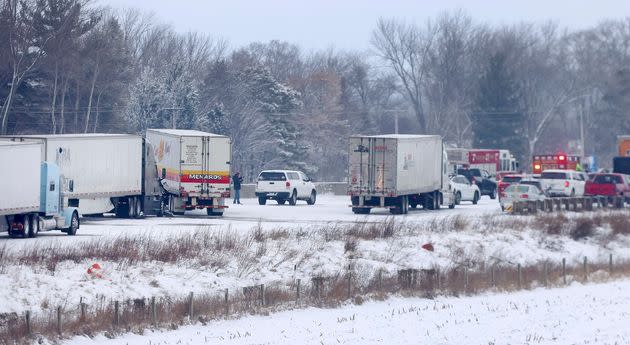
[{"xmin": 371, "ymin": 18, "xmax": 437, "ymax": 133}]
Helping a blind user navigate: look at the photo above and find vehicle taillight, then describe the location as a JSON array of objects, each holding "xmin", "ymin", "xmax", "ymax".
[
  {"xmin": 286, "ymin": 181, "xmax": 291, "ymax": 188},
  {"xmin": 564, "ymin": 181, "xmax": 570, "ymax": 188},
  {"xmin": 520, "ymin": 194, "xmax": 529, "ymax": 199}
]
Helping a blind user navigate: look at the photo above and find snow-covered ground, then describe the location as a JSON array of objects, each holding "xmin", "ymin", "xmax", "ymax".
[
  {"xmin": 1, "ymin": 195, "xmax": 629, "ymax": 318},
  {"xmin": 65, "ymin": 279, "xmax": 630, "ymax": 345}
]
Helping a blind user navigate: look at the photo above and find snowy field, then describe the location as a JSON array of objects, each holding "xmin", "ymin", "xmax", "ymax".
[
  {"xmin": 65, "ymin": 279, "xmax": 630, "ymax": 345},
  {"xmin": 1, "ymin": 195, "xmax": 629, "ymax": 320}
]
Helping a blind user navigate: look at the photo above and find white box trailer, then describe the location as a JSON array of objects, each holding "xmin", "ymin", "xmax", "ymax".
[
  {"xmin": 0, "ymin": 141, "xmax": 42, "ymax": 217},
  {"xmin": 1, "ymin": 134, "xmax": 143, "ymax": 216},
  {"xmin": 145, "ymin": 129, "xmax": 231, "ymax": 216},
  {"xmin": 348, "ymin": 134, "xmax": 452, "ymax": 214}
]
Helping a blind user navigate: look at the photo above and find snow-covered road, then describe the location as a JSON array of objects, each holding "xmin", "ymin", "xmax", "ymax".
[
  {"xmin": 0, "ymin": 195, "xmax": 501, "ymax": 248},
  {"xmin": 64, "ymin": 279, "xmax": 630, "ymax": 345}
]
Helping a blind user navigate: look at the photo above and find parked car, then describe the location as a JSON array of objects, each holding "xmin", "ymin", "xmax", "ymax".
[
  {"xmin": 539, "ymin": 170, "xmax": 587, "ymax": 197},
  {"xmin": 457, "ymin": 168, "xmax": 497, "ymax": 199},
  {"xmin": 500, "ymin": 184, "xmax": 546, "ymax": 212},
  {"xmin": 585, "ymin": 173, "xmax": 630, "ymax": 201},
  {"xmin": 449, "ymin": 175, "xmax": 481, "ymax": 205},
  {"xmin": 498, "ymin": 174, "xmax": 524, "ymax": 200},
  {"xmin": 255, "ymin": 170, "xmax": 317, "ymax": 205}
]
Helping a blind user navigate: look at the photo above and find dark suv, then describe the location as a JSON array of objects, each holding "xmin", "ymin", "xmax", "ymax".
[{"xmin": 457, "ymin": 168, "xmax": 497, "ymax": 199}]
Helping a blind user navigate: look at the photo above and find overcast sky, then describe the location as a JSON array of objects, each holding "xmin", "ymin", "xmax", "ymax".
[{"xmin": 101, "ymin": 0, "xmax": 630, "ymax": 51}]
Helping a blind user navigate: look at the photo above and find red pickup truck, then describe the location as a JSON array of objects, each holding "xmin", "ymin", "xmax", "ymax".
[{"xmin": 585, "ymin": 173, "xmax": 630, "ymax": 200}]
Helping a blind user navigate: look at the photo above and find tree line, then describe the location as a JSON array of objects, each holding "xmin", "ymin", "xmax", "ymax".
[{"xmin": 2, "ymin": 0, "xmax": 630, "ymax": 180}]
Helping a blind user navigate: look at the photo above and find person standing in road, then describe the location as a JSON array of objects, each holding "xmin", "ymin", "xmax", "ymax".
[{"xmin": 232, "ymin": 172, "xmax": 243, "ymax": 204}]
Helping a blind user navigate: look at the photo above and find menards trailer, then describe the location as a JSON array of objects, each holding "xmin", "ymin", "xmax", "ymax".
[
  {"xmin": 145, "ymin": 129, "xmax": 231, "ymax": 216},
  {"xmin": 0, "ymin": 141, "xmax": 79, "ymax": 237},
  {"xmin": 1, "ymin": 134, "xmax": 143, "ymax": 217},
  {"xmin": 347, "ymin": 134, "xmax": 453, "ymax": 214}
]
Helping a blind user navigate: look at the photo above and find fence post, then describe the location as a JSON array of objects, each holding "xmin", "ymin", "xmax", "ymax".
[
  {"xmin": 347, "ymin": 273, "xmax": 352, "ymax": 299},
  {"xmin": 188, "ymin": 292, "xmax": 194, "ymax": 319},
  {"xmin": 224, "ymin": 289, "xmax": 229, "ymax": 316},
  {"xmin": 436, "ymin": 269, "xmax": 440, "ymax": 290},
  {"xmin": 543, "ymin": 262, "xmax": 548, "ymax": 288},
  {"xmin": 517, "ymin": 264, "xmax": 522, "ymax": 289},
  {"xmin": 464, "ymin": 268, "xmax": 469, "ymax": 293},
  {"xmin": 25, "ymin": 311, "xmax": 31, "ymax": 336},
  {"xmin": 113, "ymin": 301, "xmax": 119, "ymax": 327},
  {"xmin": 490, "ymin": 265, "xmax": 495, "ymax": 287},
  {"xmin": 378, "ymin": 270, "xmax": 383, "ymax": 291},
  {"xmin": 583, "ymin": 256, "xmax": 588, "ymax": 282},
  {"xmin": 260, "ymin": 284, "xmax": 265, "ymax": 306},
  {"xmin": 57, "ymin": 306, "xmax": 62, "ymax": 335},
  {"xmin": 562, "ymin": 258, "xmax": 567, "ymax": 285},
  {"xmin": 151, "ymin": 296, "xmax": 157, "ymax": 326},
  {"xmin": 609, "ymin": 253, "xmax": 613, "ymax": 276},
  {"xmin": 296, "ymin": 279, "xmax": 301, "ymax": 302},
  {"xmin": 80, "ymin": 297, "xmax": 86, "ymax": 322}
]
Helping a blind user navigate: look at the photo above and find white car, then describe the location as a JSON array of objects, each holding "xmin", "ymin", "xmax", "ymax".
[
  {"xmin": 449, "ymin": 175, "xmax": 481, "ymax": 205},
  {"xmin": 500, "ymin": 184, "xmax": 546, "ymax": 212},
  {"xmin": 539, "ymin": 170, "xmax": 587, "ymax": 197},
  {"xmin": 255, "ymin": 170, "xmax": 317, "ymax": 205}
]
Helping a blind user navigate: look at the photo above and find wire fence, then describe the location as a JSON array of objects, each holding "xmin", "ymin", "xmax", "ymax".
[{"xmin": 1, "ymin": 254, "xmax": 628, "ymax": 344}]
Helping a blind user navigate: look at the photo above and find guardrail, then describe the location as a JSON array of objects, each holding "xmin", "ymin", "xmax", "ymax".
[{"xmin": 512, "ymin": 196, "xmax": 627, "ymax": 215}]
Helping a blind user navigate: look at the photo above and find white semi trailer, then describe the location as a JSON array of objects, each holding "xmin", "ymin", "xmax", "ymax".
[
  {"xmin": 1, "ymin": 134, "xmax": 144, "ymax": 218},
  {"xmin": 0, "ymin": 142, "xmax": 80, "ymax": 237},
  {"xmin": 347, "ymin": 134, "xmax": 453, "ymax": 214},
  {"xmin": 145, "ymin": 129, "xmax": 231, "ymax": 216}
]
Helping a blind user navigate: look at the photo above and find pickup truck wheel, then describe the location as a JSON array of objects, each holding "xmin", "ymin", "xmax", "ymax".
[
  {"xmin": 307, "ymin": 190, "xmax": 317, "ymax": 205},
  {"xmin": 472, "ymin": 192, "xmax": 479, "ymax": 205},
  {"xmin": 258, "ymin": 196, "xmax": 267, "ymax": 205},
  {"xmin": 455, "ymin": 192, "xmax": 462, "ymax": 205},
  {"xmin": 28, "ymin": 214, "xmax": 39, "ymax": 238},
  {"xmin": 277, "ymin": 198, "xmax": 286, "ymax": 205},
  {"xmin": 490, "ymin": 188, "xmax": 497, "ymax": 200},
  {"xmin": 449, "ymin": 202, "xmax": 455, "ymax": 209},
  {"xmin": 288, "ymin": 190, "xmax": 297, "ymax": 206},
  {"xmin": 67, "ymin": 212, "xmax": 79, "ymax": 236}
]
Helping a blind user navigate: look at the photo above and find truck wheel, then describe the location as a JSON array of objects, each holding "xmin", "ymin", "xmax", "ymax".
[
  {"xmin": 472, "ymin": 192, "xmax": 479, "ymax": 205},
  {"xmin": 258, "ymin": 196, "xmax": 267, "ymax": 205},
  {"xmin": 134, "ymin": 197, "xmax": 143, "ymax": 219},
  {"xmin": 28, "ymin": 214, "xmax": 39, "ymax": 238},
  {"xmin": 490, "ymin": 188, "xmax": 497, "ymax": 200},
  {"xmin": 449, "ymin": 202, "xmax": 455, "ymax": 209},
  {"xmin": 288, "ymin": 190, "xmax": 297, "ymax": 206},
  {"xmin": 18, "ymin": 216, "xmax": 30, "ymax": 238},
  {"xmin": 455, "ymin": 192, "xmax": 462, "ymax": 205},
  {"xmin": 277, "ymin": 198, "xmax": 286, "ymax": 205},
  {"xmin": 67, "ymin": 212, "xmax": 79, "ymax": 236},
  {"xmin": 307, "ymin": 190, "xmax": 317, "ymax": 205}
]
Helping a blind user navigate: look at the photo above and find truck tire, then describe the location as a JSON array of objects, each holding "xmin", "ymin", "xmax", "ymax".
[
  {"xmin": 490, "ymin": 188, "xmax": 497, "ymax": 200},
  {"xmin": 28, "ymin": 214, "xmax": 39, "ymax": 238},
  {"xmin": 67, "ymin": 212, "xmax": 79, "ymax": 236},
  {"xmin": 133, "ymin": 197, "xmax": 143, "ymax": 219},
  {"xmin": 472, "ymin": 192, "xmax": 479, "ymax": 205},
  {"xmin": 288, "ymin": 190, "xmax": 298, "ymax": 206},
  {"xmin": 258, "ymin": 196, "xmax": 267, "ymax": 205},
  {"xmin": 307, "ymin": 190, "xmax": 317, "ymax": 205},
  {"xmin": 277, "ymin": 198, "xmax": 286, "ymax": 205},
  {"xmin": 20, "ymin": 216, "xmax": 30, "ymax": 238}
]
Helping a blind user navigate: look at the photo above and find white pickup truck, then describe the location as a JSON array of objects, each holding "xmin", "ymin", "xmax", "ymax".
[{"xmin": 255, "ymin": 170, "xmax": 317, "ymax": 205}]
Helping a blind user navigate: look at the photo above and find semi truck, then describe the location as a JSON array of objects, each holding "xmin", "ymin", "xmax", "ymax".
[
  {"xmin": 1, "ymin": 134, "xmax": 144, "ymax": 218},
  {"xmin": 0, "ymin": 141, "xmax": 79, "ymax": 237},
  {"xmin": 347, "ymin": 134, "xmax": 453, "ymax": 214},
  {"xmin": 146, "ymin": 129, "xmax": 231, "ymax": 216}
]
